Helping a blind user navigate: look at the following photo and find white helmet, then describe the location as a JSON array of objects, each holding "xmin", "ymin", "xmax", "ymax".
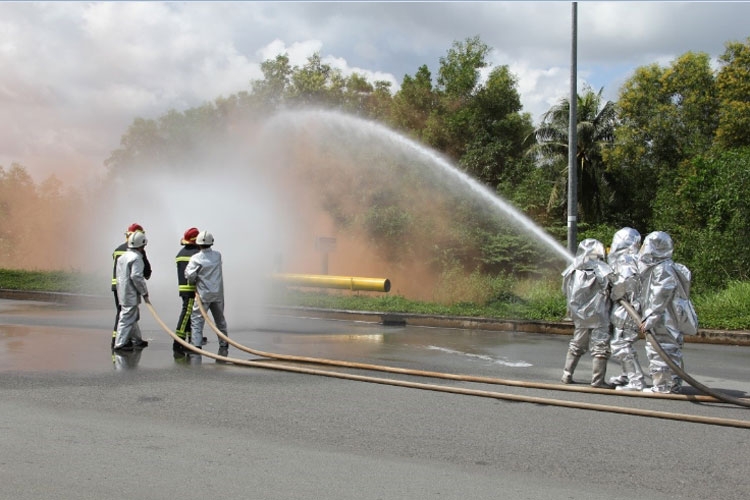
[
  {"xmin": 128, "ymin": 231, "xmax": 148, "ymax": 249},
  {"xmin": 196, "ymin": 230, "xmax": 214, "ymax": 246}
]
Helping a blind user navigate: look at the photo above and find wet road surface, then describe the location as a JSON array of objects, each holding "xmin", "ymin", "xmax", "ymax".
[
  {"xmin": 2, "ymin": 298, "xmax": 749, "ymax": 389},
  {"xmin": 1, "ymin": 298, "xmax": 750, "ymax": 500}
]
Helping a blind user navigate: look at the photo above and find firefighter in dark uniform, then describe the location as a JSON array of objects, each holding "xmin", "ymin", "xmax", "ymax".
[
  {"xmin": 111, "ymin": 223, "xmax": 152, "ymax": 348},
  {"xmin": 174, "ymin": 227, "xmax": 204, "ymax": 352}
]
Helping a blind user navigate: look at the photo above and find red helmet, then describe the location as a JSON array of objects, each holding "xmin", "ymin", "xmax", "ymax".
[
  {"xmin": 125, "ymin": 223, "xmax": 144, "ymax": 236},
  {"xmin": 181, "ymin": 227, "xmax": 200, "ymax": 244}
]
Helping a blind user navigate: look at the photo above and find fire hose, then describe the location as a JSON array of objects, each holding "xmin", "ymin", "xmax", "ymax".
[
  {"xmin": 143, "ymin": 296, "xmax": 750, "ymax": 428},
  {"xmin": 619, "ymin": 300, "xmax": 750, "ymax": 408},
  {"xmin": 187, "ymin": 298, "xmax": 726, "ymax": 401}
]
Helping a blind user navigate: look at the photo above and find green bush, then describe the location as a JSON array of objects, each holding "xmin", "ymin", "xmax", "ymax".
[{"xmin": 693, "ymin": 281, "xmax": 750, "ymax": 330}]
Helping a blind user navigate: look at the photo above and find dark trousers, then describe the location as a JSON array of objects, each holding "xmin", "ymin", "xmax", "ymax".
[
  {"xmin": 174, "ymin": 295, "xmax": 195, "ymax": 349},
  {"xmin": 112, "ymin": 290, "xmax": 121, "ymax": 346}
]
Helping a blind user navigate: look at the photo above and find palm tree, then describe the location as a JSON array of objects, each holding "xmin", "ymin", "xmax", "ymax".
[{"xmin": 527, "ymin": 85, "xmax": 618, "ymax": 224}]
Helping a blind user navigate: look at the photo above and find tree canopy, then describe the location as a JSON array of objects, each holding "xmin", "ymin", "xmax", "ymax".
[{"xmin": 6, "ymin": 35, "xmax": 750, "ymax": 296}]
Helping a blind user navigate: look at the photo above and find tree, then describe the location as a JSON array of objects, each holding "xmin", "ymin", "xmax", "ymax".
[
  {"xmin": 341, "ymin": 73, "xmax": 373, "ymax": 115},
  {"xmin": 250, "ymin": 54, "xmax": 293, "ymax": 112},
  {"xmin": 606, "ymin": 52, "xmax": 718, "ymax": 229},
  {"xmin": 390, "ymin": 65, "xmax": 437, "ymax": 136},
  {"xmin": 652, "ymin": 147, "xmax": 750, "ymax": 291},
  {"xmin": 437, "ymin": 35, "xmax": 489, "ymax": 99},
  {"xmin": 367, "ymin": 80, "xmax": 394, "ymax": 121},
  {"xmin": 529, "ymin": 85, "xmax": 617, "ymax": 224},
  {"xmin": 402, "ymin": 36, "xmax": 535, "ymax": 194},
  {"xmin": 105, "ymin": 117, "xmax": 163, "ymax": 173},
  {"xmin": 715, "ymin": 37, "xmax": 750, "ymax": 148},
  {"xmin": 459, "ymin": 65, "xmax": 534, "ymax": 187},
  {"xmin": 287, "ymin": 52, "xmax": 336, "ymax": 106},
  {"xmin": 434, "ymin": 36, "xmax": 491, "ymax": 159}
]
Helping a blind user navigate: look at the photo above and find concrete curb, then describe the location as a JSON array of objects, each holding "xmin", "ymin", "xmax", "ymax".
[
  {"xmin": 2, "ymin": 289, "xmax": 749, "ymax": 347},
  {"xmin": 269, "ymin": 305, "xmax": 750, "ymax": 347}
]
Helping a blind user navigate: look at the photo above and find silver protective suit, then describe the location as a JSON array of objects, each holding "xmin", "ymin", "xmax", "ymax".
[
  {"xmin": 607, "ymin": 228, "xmax": 645, "ymax": 390},
  {"xmin": 185, "ymin": 248, "xmax": 229, "ymax": 350},
  {"xmin": 114, "ymin": 249, "xmax": 148, "ymax": 349},
  {"xmin": 560, "ymin": 239, "xmax": 613, "ymax": 386},
  {"xmin": 638, "ymin": 231, "xmax": 684, "ymax": 393}
]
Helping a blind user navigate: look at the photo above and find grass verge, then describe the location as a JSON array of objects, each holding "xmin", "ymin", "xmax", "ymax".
[{"xmin": 1, "ymin": 268, "xmax": 748, "ymax": 330}]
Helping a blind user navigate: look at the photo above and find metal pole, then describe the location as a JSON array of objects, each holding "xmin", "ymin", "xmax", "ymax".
[{"xmin": 567, "ymin": 2, "xmax": 578, "ymax": 255}]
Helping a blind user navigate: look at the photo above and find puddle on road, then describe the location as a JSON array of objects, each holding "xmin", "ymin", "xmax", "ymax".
[
  {"xmin": 0, "ymin": 323, "xmax": 114, "ymax": 372},
  {"xmin": 0, "ymin": 300, "xmax": 548, "ymax": 376}
]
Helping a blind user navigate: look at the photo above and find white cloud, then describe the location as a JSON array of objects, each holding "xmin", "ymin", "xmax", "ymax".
[{"xmin": 259, "ymin": 39, "xmax": 324, "ymax": 67}]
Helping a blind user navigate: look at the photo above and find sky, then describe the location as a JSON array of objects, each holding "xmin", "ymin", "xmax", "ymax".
[{"xmin": 1, "ymin": 1, "xmax": 749, "ymax": 184}]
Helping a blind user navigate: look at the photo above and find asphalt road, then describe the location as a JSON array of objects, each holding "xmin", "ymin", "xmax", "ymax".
[{"xmin": 1, "ymin": 299, "xmax": 749, "ymax": 500}]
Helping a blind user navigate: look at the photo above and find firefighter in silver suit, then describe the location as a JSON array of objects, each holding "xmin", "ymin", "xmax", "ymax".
[
  {"xmin": 560, "ymin": 239, "xmax": 614, "ymax": 387},
  {"xmin": 185, "ymin": 231, "xmax": 229, "ymax": 357},
  {"xmin": 113, "ymin": 231, "xmax": 150, "ymax": 351},
  {"xmin": 111, "ymin": 223, "xmax": 151, "ymax": 347},
  {"xmin": 638, "ymin": 231, "xmax": 685, "ymax": 394},
  {"xmin": 607, "ymin": 227, "xmax": 646, "ymax": 391}
]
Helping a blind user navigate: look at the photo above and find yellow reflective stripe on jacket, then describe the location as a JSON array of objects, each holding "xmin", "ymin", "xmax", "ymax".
[
  {"xmin": 112, "ymin": 250, "xmax": 127, "ymax": 285},
  {"xmin": 177, "ymin": 255, "xmax": 196, "ymax": 292}
]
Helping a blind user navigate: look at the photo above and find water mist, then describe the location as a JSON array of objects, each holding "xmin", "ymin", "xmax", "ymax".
[{"xmin": 85, "ymin": 108, "xmax": 573, "ymax": 329}]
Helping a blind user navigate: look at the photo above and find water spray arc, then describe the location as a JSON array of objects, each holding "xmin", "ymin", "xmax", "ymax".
[{"xmin": 266, "ymin": 110, "xmax": 574, "ymax": 265}]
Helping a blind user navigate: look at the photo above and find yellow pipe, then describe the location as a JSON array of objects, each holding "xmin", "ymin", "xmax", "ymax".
[{"xmin": 272, "ymin": 273, "xmax": 391, "ymax": 293}]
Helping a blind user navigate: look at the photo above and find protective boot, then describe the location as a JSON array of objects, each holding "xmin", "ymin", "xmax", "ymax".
[
  {"xmin": 590, "ymin": 357, "xmax": 612, "ymax": 388},
  {"xmin": 622, "ymin": 355, "xmax": 645, "ymax": 390},
  {"xmin": 670, "ymin": 358, "xmax": 684, "ymax": 393},
  {"xmin": 643, "ymin": 371, "xmax": 671, "ymax": 393},
  {"xmin": 216, "ymin": 345, "xmax": 229, "ymax": 364},
  {"xmin": 561, "ymin": 352, "xmax": 580, "ymax": 384},
  {"xmin": 187, "ymin": 346, "xmax": 202, "ymax": 366}
]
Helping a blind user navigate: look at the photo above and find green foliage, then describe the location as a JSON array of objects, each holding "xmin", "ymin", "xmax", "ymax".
[
  {"xmin": 458, "ymin": 66, "xmax": 533, "ymax": 185},
  {"xmin": 0, "ymin": 269, "xmax": 99, "ymax": 294},
  {"xmin": 694, "ymin": 281, "xmax": 750, "ymax": 330},
  {"xmin": 608, "ymin": 52, "xmax": 719, "ymax": 228},
  {"xmin": 273, "ymin": 274, "xmax": 568, "ymax": 322},
  {"xmin": 389, "ymin": 65, "xmax": 435, "ymax": 134},
  {"xmin": 653, "ymin": 147, "xmax": 750, "ymax": 292},
  {"xmin": 360, "ymin": 204, "xmax": 413, "ymax": 263},
  {"xmin": 93, "ymin": 34, "xmax": 750, "ymax": 330},
  {"xmin": 437, "ymin": 35, "xmax": 489, "ymax": 99},
  {"xmin": 252, "ymin": 54, "xmax": 293, "ymax": 111},
  {"xmin": 576, "ymin": 223, "xmax": 621, "ymax": 250},
  {"xmin": 528, "ymin": 85, "xmax": 617, "ymax": 225},
  {"xmin": 0, "ymin": 164, "xmax": 87, "ymax": 270},
  {"xmin": 715, "ymin": 37, "xmax": 750, "ymax": 148}
]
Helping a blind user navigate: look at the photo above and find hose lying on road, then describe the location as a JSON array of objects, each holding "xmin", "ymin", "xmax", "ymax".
[
  {"xmin": 189, "ymin": 295, "xmax": 747, "ymax": 405},
  {"xmin": 143, "ymin": 296, "xmax": 750, "ymax": 428},
  {"xmin": 619, "ymin": 300, "xmax": 750, "ymax": 409},
  {"xmin": 199, "ymin": 293, "xmax": 750, "ymax": 409}
]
